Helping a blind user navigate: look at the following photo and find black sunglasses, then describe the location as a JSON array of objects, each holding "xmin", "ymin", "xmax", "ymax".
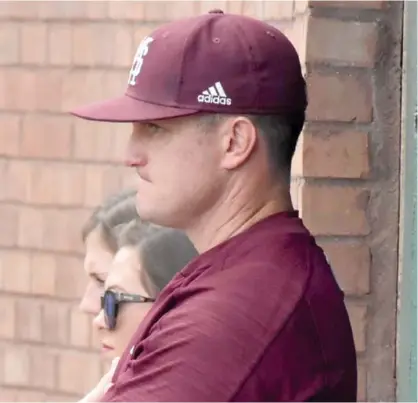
[{"xmin": 100, "ymin": 289, "xmax": 155, "ymax": 330}]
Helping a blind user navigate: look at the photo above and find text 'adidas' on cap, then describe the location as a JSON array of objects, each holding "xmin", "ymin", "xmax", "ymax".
[{"xmin": 71, "ymin": 10, "xmax": 307, "ymax": 123}]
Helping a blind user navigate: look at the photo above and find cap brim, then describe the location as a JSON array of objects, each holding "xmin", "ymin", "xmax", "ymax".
[{"xmin": 70, "ymin": 94, "xmax": 200, "ymax": 123}]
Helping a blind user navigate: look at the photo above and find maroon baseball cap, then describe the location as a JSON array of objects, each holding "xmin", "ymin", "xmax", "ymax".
[{"xmin": 70, "ymin": 10, "xmax": 307, "ymax": 123}]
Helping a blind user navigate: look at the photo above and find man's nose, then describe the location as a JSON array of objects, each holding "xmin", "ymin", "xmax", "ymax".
[{"xmin": 125, "ymin": 135, "xmax": 148, "ymax": 167}]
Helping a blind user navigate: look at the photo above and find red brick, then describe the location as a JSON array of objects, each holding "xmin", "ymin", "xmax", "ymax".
[
  {"xmin": 29, "ymin": 346, "xmax": 56, "ymax": 389},
  {"xmin": 318, "ymin": 241, "xmax": 371, "ymax": 296},
  {"xmin": 121, "ymin": 169, "xmax": 137, "ymax": 189},
  {"xmin": 311, "ymin": 1, "xmax": 386, "ymax": 10},
  {"xmin": 4, "ymin": 160, "xmax": 32, "ymax": 202},
  {"xmin": 84, "ymin": 164, "xmax": 127, "ymax": 208},
  {"xmin": 46, "ymin": 392, "xmax": 79, "ymax": 402},
  {"xmin": 262, "ymin": 1, "xmax": 294, "ymax": 20},
  {"xmin": 307, "ymin": 18, "xmax": 378, "ymax": 67},
  {"xmin": 0, "ymin": 113, "xmax": 20, "ymax": 157},
  {"xmin": 42, "ymin": 301, "xmax": 70, "ymax": 345},
  {"xmin": 84, "ymin": 1, "xmax": 109, "ymax": 19},
  {"xmin": 112, "ymin": 25, "xmax": 134, "ymax": 67},
  {"xmin": 295, "ymin": 129, "xmax": 370, "ymax": 178},
  {"xmin": 55, "ymin": 255, "xmax": 86, "ymax": 300},
  {"xmin": 72, "ymin": 23, "xmax": 133, "ymax": 68},
  {"xmin": 3, "ymin": 345, "xmax": 30, "ymax": 386},
  {"xmin": 346, "ymin": 302, "xmax": 367, "ymax": 353},
  {"xmin": 108, "ymin": 1, "xmax": 145, "ymax": 20},
  {"xmin": 83, "ymin": 165, "xmax": 108, "ymax": 208},
  {"xmin": 73, "ymin": 118, "xmax": 126, "ymax": 162},
  {"xmin": 0, "ymin": 69, "xmax": 6, "ymax": 109},
  {"xmin": 72, "ymin": 24, "xmax": 105, "ymax": 66},
  {"xmin": 61, "ymin": 70, "xmax": 105, "ymax": 111},
  {"xmin": 39, "ymin": 209, "xmax": 69, "ymax": 252},
  {"xmin": 101, "ymin": 70, "xmax": 127, "ymax": 100},
  {"xmin": 294, "ymin": 0, "xmax": 309, "ymax": 14},
  {"xmin": 0, "ymin": 344, "xmax": 5, "ymax": 382},
  {"xmin": 0, "ymin": 1, "xmax": 38, "ymax": 19},
  {"xmin": 20, "ymin": 23, "xmax": 47, "ymax": 65},
  {"xmin": 15, "ymin": 389, "xmax": 47, "ymax": 402},
  {"xmin": 15, "ymin": 298, "xmax": 42, "ymax": 342},
  {"xmin": 41, "ymin": 208, "xmax": 89, "ymax": 253},
  {"xmin": 0, "ymin": 160, "xmax": 6, "ymax": 201},
  {"xmin": 144, "ymin": 2, "xmax": 168, "ymax": 20},
  {"xmin": 70, "ymin": 306, "xmax": 91, "ymax": 348},
  {"xmin": 9, "ymin": 161, "xmax": 39, "ymax": 204},
  {"xmin": 30, "ymin": 252, "xmax": 57, "ymax": 296},
  {"xmin": 38, "ymin": 1, "xmax": 87, "ymax": 19},
  {"xmin": 36, "ymin": 69, "xmax": 66, "ymax": 112},
  {"xmin": 2, "ymin": 69, "xmax": 38, "ymax": 111},
  {"xmin": 57, "ymin": 350, "xmax": 102, "ymax": 394},
  {"xmin": 47, "ymin": 23, "xmax": 72, "ymax": 66},
  {"xmin": 0, "ymin": 387, "xmax": 17, "ymax": 401},
  {"xmin": 165, "ymin": 1, "xmax": 198, "ymax": 19},
  {"xmin": 306, "ymin": 71, "xmax": 373, "ymax": 123},
  {"xmin": 17, "ymin": 206, "xmax": 44, "ymax": 249},
  {"xmin": 0, "ymin": 295, "xmax": 16, "ymax": 339},
  {"xmin": 198, "ymin": 1, "xmax": 228, "ymax": 15},
  {"xmin": 20, "ymin": 114, "xmax": 73, "ymax": 159},
  {"xmin": 273, "ymin": 17, "xmax": 307, "ymax": 66},
  {"xmin": 0, "ymin": 250, "xmax": 31, "ymax": 293},
  {"xmin": 29, "ymin": 161, "xmax": 85, "ymax": 206},
  {"xmin": 0, "ymin": 23, "xmax": 19, "ymax": 64},
  {"xmin": 112, "ymin": 127, "xmax": 132, "ymax": 162},
  {"xmin": 301, "ymin": 184, "xmax": 370, "ymax": 236},
  {"xmin": 0, "ymin": 204, "xmax": 18, "ymax": 246},
  {"xmin": 90, "ymin": 325, "xmax": 102, "ymax": 352},
  {"xmin": 357, "ymin": 360, "xmax": 367, "ymax": 401},
  {"xmin": 5, "ymin": 68, "xmax": 63, "ymax": 112},
  {"xmin": 224, "ymin": 1, "xmax": 257, "ymax": 17}
]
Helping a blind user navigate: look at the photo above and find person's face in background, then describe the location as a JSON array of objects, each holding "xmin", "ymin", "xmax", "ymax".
[
  {"xmin": 80, "ymin": 228, "xmax": 114, "ymax": 315},
  {"xmin": 93, "ymin": 246, "xmax": 154, "ymax": 358}
]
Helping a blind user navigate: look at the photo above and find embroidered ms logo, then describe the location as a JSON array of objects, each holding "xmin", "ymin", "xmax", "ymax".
[{"xmin": 128, "ymin": 36, "xmax": 154, "ymax": 86}]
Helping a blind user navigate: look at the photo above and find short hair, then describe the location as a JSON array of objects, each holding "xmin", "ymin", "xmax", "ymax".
[
  {"xmin": 116, "ymin": 218, "xmax": 198, "ymax": 298},
  {"xmin": 198, "ymin": 111, "xmax": 305, "ymax": 180}
]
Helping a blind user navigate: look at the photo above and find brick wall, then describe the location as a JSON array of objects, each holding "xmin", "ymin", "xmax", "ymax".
[{"xmin": 0, "ymin": 1, "xmax": 402, "ymax": 401}]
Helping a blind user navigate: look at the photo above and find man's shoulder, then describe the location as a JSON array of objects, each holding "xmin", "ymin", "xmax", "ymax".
[{"xmin": 166, "ymin": 223, "xmax": 341, "ymax": 349}]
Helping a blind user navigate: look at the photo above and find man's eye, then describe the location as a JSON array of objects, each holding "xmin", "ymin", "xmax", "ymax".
[{"xmin": 144, "ymin": 122, "xmax": 161, "ymax": 133}]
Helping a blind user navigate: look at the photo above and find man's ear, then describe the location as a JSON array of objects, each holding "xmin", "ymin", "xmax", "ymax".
[{"xmin": 220, "ymin": 116, "xmax": 258, "ymax": 170}]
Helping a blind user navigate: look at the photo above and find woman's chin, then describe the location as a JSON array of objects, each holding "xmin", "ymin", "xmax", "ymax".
[{"xmin": 101, "ymin": 344, "xmax": 117, "ymax": 358}]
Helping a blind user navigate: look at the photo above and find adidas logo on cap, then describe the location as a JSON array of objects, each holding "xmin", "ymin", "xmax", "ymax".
[{"xmin": 197, "ymin": 82, "xmax": 232, "ymax": 106}]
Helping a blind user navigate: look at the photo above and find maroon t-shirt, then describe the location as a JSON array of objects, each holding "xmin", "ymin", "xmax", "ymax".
[{"xmin": 102, "ymin": 212, "xmax": 357, "ymax": 402}]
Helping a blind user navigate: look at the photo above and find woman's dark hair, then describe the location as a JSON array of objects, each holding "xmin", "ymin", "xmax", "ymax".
[
  {"xmin": 81, "ymin": 188, "xmax": 138, "ymax": 253},
  {"xmin": 116, "ymin": 218, "xmax": 198, "ymax": 298}
]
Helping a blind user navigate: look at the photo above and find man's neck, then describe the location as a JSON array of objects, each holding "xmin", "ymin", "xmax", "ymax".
[{"xmin": 187, "ymin": 186, "xmax": 294, "ymax": 253}]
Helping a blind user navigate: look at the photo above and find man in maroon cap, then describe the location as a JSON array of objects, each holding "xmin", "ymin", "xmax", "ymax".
[{"xmin": 72, "ymin": 10, "xmax": 357, "ymax": 402}]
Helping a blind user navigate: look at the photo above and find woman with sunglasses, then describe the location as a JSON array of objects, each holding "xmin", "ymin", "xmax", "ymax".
[
  {"xmin": 79, "ymin": 210, "xmax": 197, "ymax": 402},
  {"xmin": 93, "ymin": 217, "xmax": 197, "ymax": 357}
]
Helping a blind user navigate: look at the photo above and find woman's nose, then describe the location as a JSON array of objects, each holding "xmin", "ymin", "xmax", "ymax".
[
  {"xmin": 92, "ymin": 309, "xmax": 107, "ymax": 331},
  {"xmin": 79, "ymin": 283, "xmax": 102, "ymax": 315}
]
